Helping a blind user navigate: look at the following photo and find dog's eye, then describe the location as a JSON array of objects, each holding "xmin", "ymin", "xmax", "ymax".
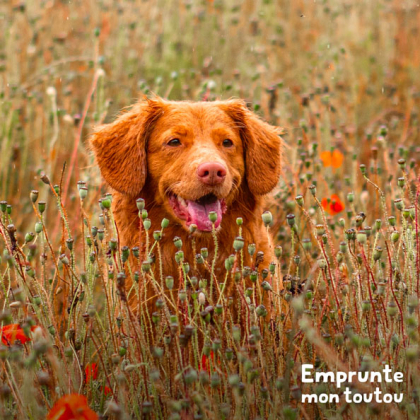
[
  {"xmin": 222, "ymin": 139, "xmax": 233, "ymax": 148},
  {"xmin": 167, "ymin": 138, "xmax": 181, "ymax": 147}
]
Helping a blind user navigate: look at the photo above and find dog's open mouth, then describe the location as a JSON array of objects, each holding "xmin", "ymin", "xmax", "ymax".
[{"xmin": 168, "ymin": 193, "xmax": 227, "ymax": 231}]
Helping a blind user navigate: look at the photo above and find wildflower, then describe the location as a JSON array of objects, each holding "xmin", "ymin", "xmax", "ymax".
[
  {"xmin": 320, "ymin": 149, "xmax": 344, "ymax": 168},
  {"xmin": 84, "ymin": 363, "xmax": 111, "ymax": 396},
  {"xmin": 0, "ymin": 323, "xmax": 36, "ymax": 346},
  {"xmin": 321, "ymin": 194, "xmax": 345, "ymax": 215},
  {"xmin": 47, "ymin": 394, "xmax": 98, "ymax": 420}
]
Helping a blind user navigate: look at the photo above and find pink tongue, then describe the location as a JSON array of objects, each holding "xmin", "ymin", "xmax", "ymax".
[{"xmin": 186, "ymin": 199, "xmax": 222, "ymax": 231}]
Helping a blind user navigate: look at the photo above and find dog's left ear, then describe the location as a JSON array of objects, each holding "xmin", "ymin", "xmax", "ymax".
[
  {"xmin": 220, "ymin": 100, "xmax": 282, "ymax": 195},
  {"xmin": 89, "ymin": 98, "xmax": 166, "ymax": 198}
]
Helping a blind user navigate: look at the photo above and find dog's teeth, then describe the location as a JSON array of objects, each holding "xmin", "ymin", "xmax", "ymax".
[{"xmin": 177, "ymin": 196, "xmax": 187, "ymax": 207}]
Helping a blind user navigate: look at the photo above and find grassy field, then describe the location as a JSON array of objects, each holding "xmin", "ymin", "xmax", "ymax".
[{"xmin": 1, "ymin": 0, "xmax": 420, "ymax": 418}]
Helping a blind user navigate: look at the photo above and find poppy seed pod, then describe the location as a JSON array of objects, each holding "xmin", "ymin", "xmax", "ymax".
[
  {"xmin": 101, "ymin": 197, "xmax": 111, "ymax": 209},
  {"xmin": 391, "ymin": 231, "xmax": 400, "ymax": 243},
  {"xmin": 261, "ymin": 281, "xmax": 272, "ymax": 292},
  {"xmin": 174, "ymin": 251, "xmax": 184, "ymax": 264},
  {"xmin": 248, "ymin": 243, "xmax": 256, "ymax": 256},
  {"xmin": 136, "ymin": 198, "xmax": 145, "ymax": 211},
  {"xmin": 208, "ymin": 211, "xmax": 218, "ymax": 223},
  {"xmin": 302, "ymin": 238, "xmax": 311, "ymax": 251},
  {"xmin": 143, "ymin": 218, "xmax": 151, "ymax": 230},
  {"xmin": 25, "ymin": 232, "xmax": 35, "ymax": 243},
  {"xmin": 40, "ymin": 172, "xmax": 50, "ymax": 185},
  {"xmin": 153, "ymin": 231, "xmax": 162, "ymax": 241},
  {"xmin": 66, "ymin": 238, "xmax": 74, "ymax": 250},
  {"xmin": 233, "ymin": 236, "xmax": 244, "ymax": 251},
  {"xmin": 141, "ymin": 261, "xmax": 151, "ymax": 273},
  {"xmin": 262, "ymin": 211, "xmax": 273, "ymax": 226},
  {"xmin": 398, "ymin": 158, "xmax": 406, "ymax": 170},
  {"xmin": 161, "ymin": 218, "xmax": 169, "ymax": 229},
  {"xmin": 256, "ymin": 305, "xmax": 267, "ymax": 317},
  {"xmin": 189, "ymin": 224, "xmax": 197, "ymax": 233},
  {"xmin": 38, "ymin": 201, "xmax": 46, "ymax": 214},
  {"xmin": 109, "ymin": 238, "xmax": 117, "ymax": 251},
  {"xmin": 30, "ymin": 190, "xmax": 39, "ymax": 203},
  {"xmin": 236, "ymin": 217, "xmax": 243, "ymax": 226},
  {"xmin": 201, "ymin": 248, "xmax": 208, "ymax": 259},
  {"xmin": 286, "ymin": 214, "xmax": 295, "ymax": 227},
  {"xmin": 356, "ymin": 230, "xmax": 367, "ymax": 244},
  {"xmin": 295, "ymin": 195, "xmax": 304, "ymax": 206},
  {"xmin": 274, "ymin": 245, "xmax": 282, "ymax": 258},
  {"xmin": 315, "ymin": 224, "xmax": 325, "ymax": 236},
  {"xmin": 173, "ymin": 237, "xmax": 182, "ymax": 249},
  {"xmin": 394, "ymin": 198, "xmax": 403, "ymax": 211},
  {"xmin": 121, "ymin": 246, "xmax": 130, "ymax": 263}
]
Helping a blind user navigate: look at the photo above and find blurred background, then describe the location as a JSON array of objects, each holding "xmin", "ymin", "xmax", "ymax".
[{"xmin": 1, "ymin": 0, "xmax": 420, "ymax": 234}]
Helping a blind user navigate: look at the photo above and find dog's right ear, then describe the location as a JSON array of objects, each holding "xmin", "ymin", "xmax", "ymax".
[{"xmin": 90, "ymin": 98, "xmax": 166, "ymax": 197}]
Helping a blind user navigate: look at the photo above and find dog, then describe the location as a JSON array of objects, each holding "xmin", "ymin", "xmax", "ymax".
[{"xmin": 90, "ymin": 97, "xmax": 282, "ymax": 311}]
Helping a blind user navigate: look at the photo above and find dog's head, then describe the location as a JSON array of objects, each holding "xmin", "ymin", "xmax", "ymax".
[{"xmin": 90, "ymin": 98, "xmax": 281, "ymax": 232}]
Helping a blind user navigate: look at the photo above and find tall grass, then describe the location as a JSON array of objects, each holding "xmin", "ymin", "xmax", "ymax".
[{"xmin": 1, "ymin": 0, "xmax": 420, "ymax": 419}]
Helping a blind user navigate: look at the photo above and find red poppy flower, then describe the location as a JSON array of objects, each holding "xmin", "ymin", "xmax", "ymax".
[
  {"xmin": 0, "ymin": 324, "xmax": 36, "ymax": 346},
  {"xmin": 320, "ymin": 150, "xmax": 344, "ymax": 168},
  {"xmin": 85, "ymin": 363, "xmax": 98, "ymax": 382},
  {"xmin": 321, "ymin": 194, "xmax": 345, "ymax": 215},
  {"xmin": 85, "ymin": 363, "xmax": 111, "ymax": 396},
  {"xmin": 200, "ymin": 351, "xmax": 214, "ymax": 371},
  {"xmin": 47, "ymin": 394, "xmax": 98, "ymax": 420}
]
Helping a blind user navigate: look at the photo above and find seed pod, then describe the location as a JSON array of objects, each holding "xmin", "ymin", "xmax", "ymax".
[
  {"xmin": 35, "ymin": 222, "xmax": 43, "ymax": 234},
  {"xmin": 208, "ymin": 211, "xmax": 218, "ymax": 223},
  {"xmin": 295, "ymin": 195, "xmax": 304, "ymax": 206},
  {"xmin": 394, "ymin": 198, "xmax": 403, "ymax": 211},
  {"xmin": 316, "ymin": 224, "xmax": 325, "ymax": 236},
  {"xmin": 309, "ymin": 184, "xmax": 316, "ymax": 196},
  {"xmin": 121, "ymin": 246, "xmax": 130, "ymax": 263},
  {"xmin": 30, "ymin": 190, "xmax": 39, "ymax": 203},
  {"xmin": 175, "ymin": 250, "xmax": 184, "ymax": 263},
  {"xmin": 40, "ymin": 172, "xmax": 50, "ymax": 185},
  {"xmin": 141, "ymin": 261, "xmax": 151, "ymax": 273},
  {"xmin": 109, "ymin": 238, "xmax": 117, "ymax": 251},
  {"xmin": 357, "ymin": 231, "xmax": 367, "ymax": 244},
  {"xmin": 189, "ymin": 224, "xmax": 197, "ymax": 233},
  {"xmin": 248, "ymin": 243, "xmax": 256, "ymax": 256},
  {"xmin": 25, "ymin": 232, "xmax": 35, "ymax": 243},
  {"xmin": 236, "ymin": 217, "xmax": 243, "ymax": 226},
  {"xmin": 261, "ymin": 281, "xmax": 272, "ymax": 292},
  {"xmin": 391, "ymin": 231, "xmax": 400, "ymax": 243},
  {"xmin": 173, "ymin": 237, "xmax": 182, "ymax": 249},
  {"xmin": 201, "ymin": 248, "xmax": 208, "ymax": 259},
  {"xmin": 286, "ymin": 214, "xmax": 295, "ymax": 227},
  {"xmin": 166, "ymin": 276, "xmax": 174, "ymax": 289},
  {"xmin": 101, "ymin": 197, "xmax": 111, "ymax": 209},
  {"xmin": 302, "ymin": 238, "xmax": 311, "ymax": 251},
  {"xmin": 143, "ymin": 218, "xmax": 151, "ymax": 230},
  {"xmin": 136, "ymin": 198, "xmax": 145, "ymax": 211},
  {"xmin": 262, "ymin": 211, "xmax": 273, "ymax": 226},
  {"xmin": 233, "ymin": 236, "xmax": 244, "ymax": 251},
  {"xmin": 250, "ymin": 271, "xmax": 258, "ymax": 283},
  {"xmin": 78, "ymin": 187, "xmax": 87, "ymax": 200},
  {"xmin": 256, "ymin": 305, "xmax": 267, "ymax": 317}
]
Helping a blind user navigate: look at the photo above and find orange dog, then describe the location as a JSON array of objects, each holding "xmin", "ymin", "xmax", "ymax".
[{"xmin": 90, "ymin": 97, "xmax": 281, "ymax": 304}]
